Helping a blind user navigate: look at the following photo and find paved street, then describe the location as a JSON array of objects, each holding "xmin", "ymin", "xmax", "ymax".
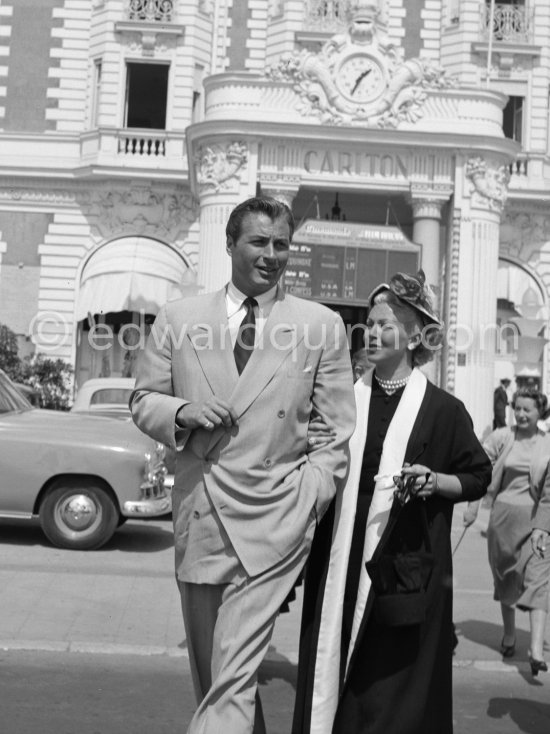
[{"xmin": 1, "ymin": 506, "xmax": 549, "ymax": 733}]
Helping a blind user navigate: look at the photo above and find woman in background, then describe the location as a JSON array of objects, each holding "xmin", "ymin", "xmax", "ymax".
[{"xmin": 467, "ymin": 388, "xmax": 550, "ymax": 675}]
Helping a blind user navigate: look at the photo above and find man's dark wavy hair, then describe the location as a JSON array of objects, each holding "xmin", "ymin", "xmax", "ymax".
[{"xmin": 226, "ymin": 196, "xmax": 295, "ymax": 243}]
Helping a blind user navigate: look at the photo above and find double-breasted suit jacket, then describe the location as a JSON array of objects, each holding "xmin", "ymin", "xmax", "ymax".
[{"xmin": 130, "ymin": 286, "xmax": 356, "ymax": 579}]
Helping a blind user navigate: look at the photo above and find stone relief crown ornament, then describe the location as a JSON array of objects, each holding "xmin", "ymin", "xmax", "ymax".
[
  {"xmin": 267, "ymin": 0, "xmax": 455, "ymax": 127},
  {"xmin": 466, "ymin": 157, "xmax": 510, "ymax": 212},
  {"xmin": 195, "ymin": 142, "xmax": 248, "ymax": 194}
]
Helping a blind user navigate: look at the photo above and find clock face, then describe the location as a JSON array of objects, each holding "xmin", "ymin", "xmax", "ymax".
[{"xmin": 337, "ymin": 54, "xmax": 386, "ymax": 105}]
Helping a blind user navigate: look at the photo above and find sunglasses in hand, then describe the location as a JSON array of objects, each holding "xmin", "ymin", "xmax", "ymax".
[{"xmin": 392, "ymin": 472, "xmax": 430, "ymax": 505}]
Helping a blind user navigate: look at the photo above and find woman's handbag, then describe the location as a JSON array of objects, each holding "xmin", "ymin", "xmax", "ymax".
[{"xmin": 365, "ymin": 490, "xmax": 434, "ymax": 627}]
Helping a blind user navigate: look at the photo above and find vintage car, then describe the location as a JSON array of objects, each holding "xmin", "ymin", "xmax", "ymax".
[
  {"xmin": 71, "ymin": 377, "xmax": 175, "ymax": 484},
  {"xmin": 0, "ymin": 369, "xmax": 171, "ymax": 550},
  {"xmin": 71, "ymin": 377, "xmax": 135, "ymax": 419}
]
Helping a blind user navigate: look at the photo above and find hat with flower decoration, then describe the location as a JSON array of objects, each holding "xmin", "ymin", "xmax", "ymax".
[{"xmin": 367, "ymin": 270, "xmax": 442, "ymax": 326}]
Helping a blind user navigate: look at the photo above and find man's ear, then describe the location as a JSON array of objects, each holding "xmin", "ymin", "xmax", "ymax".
[{"xmin": 226, "ymin": 236, "xmax": 233, "ymax": 256}]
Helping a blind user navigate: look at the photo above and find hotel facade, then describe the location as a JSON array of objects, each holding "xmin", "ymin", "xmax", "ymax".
[{"xmin": 0, "ymin": 0, "xmax": 549, "ymax": 434}]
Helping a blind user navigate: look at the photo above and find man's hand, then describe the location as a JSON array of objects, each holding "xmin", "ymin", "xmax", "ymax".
[
  {"xmin": 176, "ymin": 398, "xmax": 239, "ymax": 431},
  {"xmin": 531, "ymin": 528, "xmax": 549, "ymax": 560},
  {"xmin": 306, "ymin": 415, "xmax": 336, "ymax": 452}
]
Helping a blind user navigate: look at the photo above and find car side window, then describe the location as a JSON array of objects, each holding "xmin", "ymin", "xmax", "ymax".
[{"xmin": 90, "ymin": 389, "xmax": 133, "ymax": 406}]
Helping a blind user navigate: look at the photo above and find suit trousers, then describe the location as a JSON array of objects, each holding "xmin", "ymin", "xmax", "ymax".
[{"xmin": 178, "ymin": 515, "xmax": 315, "ymax": 734}]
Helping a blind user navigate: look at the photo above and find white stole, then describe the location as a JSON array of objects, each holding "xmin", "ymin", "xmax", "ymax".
[{"xmin": 309, "ymin": 367, "xmax": 428, "ymax": 734}]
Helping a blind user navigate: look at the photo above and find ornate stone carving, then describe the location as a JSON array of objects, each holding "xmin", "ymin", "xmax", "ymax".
[
  {"xmin": 90, "ymin": 186, "xmax": 197, "ymax": 239},
  {"xmin": 267, "ymin": 0, "xmax": 455, "ymax": 127},
  {"xmin": 195, "ymin": 142, "xmax": 248, "ymax": 194},
  {"xmin": 499, "ymin": 209, "xmax": 550, "ymax": 262},
  {"xmin": 268, "ymin": 0, "xmax": 284, "ymax": 19},
  {"xmin": 410, "ymin": 198, "xmax": 445, "ymax": 221},
  {"xmin": 466, "ymin": 157, "xmax": 510, "ymax": 212},
  {"xmin": 199, "ymin": 0, "xmax": 214, "ymax": 15},
  {"xmin": 0, "ymin": 186, "xmax": 90, "ymax": 206},
  {"xmin": 445, "ymin": 210, "xmax": 462, "ymax": 394},
  {"xmin": 121, "ymin": 30, "xmax": 176, "ymax": 55}
]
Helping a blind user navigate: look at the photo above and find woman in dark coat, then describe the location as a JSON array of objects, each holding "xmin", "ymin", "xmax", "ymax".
[{"xmin": 293, "ymin": 271, "xmax": 492, "ymax": 734}]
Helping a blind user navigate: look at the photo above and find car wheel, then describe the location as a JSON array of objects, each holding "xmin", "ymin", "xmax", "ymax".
[{"xmin": 39, "ymin": 480, "xmax": 119, "ymax": 550}]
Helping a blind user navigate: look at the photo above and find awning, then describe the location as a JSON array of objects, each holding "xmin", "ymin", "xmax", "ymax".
[{"xmin": 76, "ymin": 237, "xmax": 197, "ymax": 320}]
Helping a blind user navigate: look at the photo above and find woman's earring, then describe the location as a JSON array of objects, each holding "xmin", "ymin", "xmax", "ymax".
[{"xmin": 408, "ymin": 334, "xmax": 421, "ymax": 350}]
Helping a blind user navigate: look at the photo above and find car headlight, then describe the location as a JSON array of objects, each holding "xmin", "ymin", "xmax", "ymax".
[{"xmin": 142, "ymin": 442, "xmax": 168, "ymax": 496}]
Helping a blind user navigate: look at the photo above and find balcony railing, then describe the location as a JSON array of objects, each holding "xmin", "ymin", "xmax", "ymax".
[
  {"xmin": 127, "ymin": 0, "xmax": 174, "ymax": 23},
  {"xmin": 509, "ymin": 153, "xmax": 529, "ymax": 183},
  {"xmin": 481, "ymin": 3, "xmax": 532, "ymax": 43},
  {"xmin": 305, "ymin": 0, "xmax": 348, "ymax": 32},
  {"xmin": 117, "ymin": 130, "xmax": 166, "ymax": 157}
]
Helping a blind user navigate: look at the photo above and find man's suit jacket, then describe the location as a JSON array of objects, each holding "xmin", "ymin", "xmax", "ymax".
[
  {"xmin": 130, "ymin": 287, "xmax": 356, "ymax": 578},
  {"xmin": 493, "ymin": 385, "xmax": 508, "ymax": 428}
]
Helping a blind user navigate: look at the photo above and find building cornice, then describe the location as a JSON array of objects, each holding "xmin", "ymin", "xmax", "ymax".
[{"xmin": 186, "ymin": 119, "xmax": 519, "ymax": 158}]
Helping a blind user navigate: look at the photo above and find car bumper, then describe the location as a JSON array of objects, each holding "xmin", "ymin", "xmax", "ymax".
[{"xmin": 122, "ymin": 481, "xmax": 172, "ymax": 518}]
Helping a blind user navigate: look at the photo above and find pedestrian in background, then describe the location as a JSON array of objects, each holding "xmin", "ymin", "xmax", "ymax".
[
  {"xmin": 493, "ymin": 378, "xmax": 511, "ymax": 429},
  {"xmin": 130, "ymin": 196, "xmax": 356, "ymax": 733},
  {"xmin": 466, "ymin": 387, "xmax": 550, "ymax": 676}
]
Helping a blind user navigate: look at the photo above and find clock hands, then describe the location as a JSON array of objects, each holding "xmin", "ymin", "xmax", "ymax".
[{"xmin": 350, "ymin": 68, "xmax": 372, "ymax": 96}]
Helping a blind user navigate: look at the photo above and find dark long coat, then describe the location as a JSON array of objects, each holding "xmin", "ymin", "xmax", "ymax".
[{"xmin": 292, "ymin": 381, "xmax": 492, "ymax": 734}]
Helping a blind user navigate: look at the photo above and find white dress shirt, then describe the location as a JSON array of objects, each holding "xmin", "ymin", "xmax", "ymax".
[{"xmin": 225, "ymin": 282, "xmax": 278, "ymax": 348}]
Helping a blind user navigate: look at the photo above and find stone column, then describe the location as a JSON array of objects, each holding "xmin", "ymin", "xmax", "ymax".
[
  {"xmin": 194, "ymin": 140, "xmax": 250, "ymax": 294},
  {"xmin": 410, "ymin": 197, "xmax": 446, "ymax": 385},
  {"xmin": 260, "ymin": 184, "xmax": 299, "ymax": 212},
  {"xmin": 197, "ymin": 193, "xmax": 240, "ymax": 293},
  {"xmin": 448, "ymin": 156, "xmax": 510, "ymax": 435},
  {"xmin": 410, "ymin": 197, "xmax": 445, "ymax": 292}
]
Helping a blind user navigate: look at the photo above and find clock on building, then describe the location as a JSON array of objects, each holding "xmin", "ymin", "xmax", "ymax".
[{"xmin": 336, "ymin": 53, "xmax": 387, "ymax": 105}]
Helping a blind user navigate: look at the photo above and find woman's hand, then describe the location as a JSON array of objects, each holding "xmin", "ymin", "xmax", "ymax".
[
  {"xmin": 399, "ymin": 464, "xmax": 438, "ymax": 499},
  {"xmin": 398, "ymin": 464, "xmax": 463, "ymax": 500},
  {"xmin": 531, "ymin": 528, "xmax": 549, "ymax": 559},
  {"xmin": 463, "ymin": 501, "xmax": 480, "ymax": 527},
  {"xmin": 306, "ymin": 415, "xmax": 336, "ymax": 451}
]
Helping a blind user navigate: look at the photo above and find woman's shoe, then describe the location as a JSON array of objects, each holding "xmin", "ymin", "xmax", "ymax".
[
  {"xmin": 529, "ymin": 655, "xmax": 548, "ymax": 677},
  {"xmin": 500, "ymin": 637, "xmax": 516, "ymax": 658}
]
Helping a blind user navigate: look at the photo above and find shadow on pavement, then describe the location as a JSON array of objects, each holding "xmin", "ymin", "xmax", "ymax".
[
  {"xmin": 0, "ymin": 519, "xmax": 48, "ymax": 547},
  {"xmin": 456, "ymin": 619, "xmax": 531, "ymax": 656},
  {"xmin": 100, "ymin": 520, "xmax": 174, "ymax": 553},
  {"xmin": 0, "ymin": 517, "xmax": 174, "ymax": 553},
  {"xmin": 487, "ymin": 697, "xmax": 550, "ymax": 733},
  {"xmin": 259, "ymin": 653, "xmax": 298, "ymax": 690}
]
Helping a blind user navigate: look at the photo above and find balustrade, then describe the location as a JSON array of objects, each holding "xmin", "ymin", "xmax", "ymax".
[
  {"xmin": 306, "ymin": 0, "xmax": 347, "ymax": 31},
  {"xmin": 127, "ymin": 0, "xmax": 173, "ymax": 23},
  {"xmin": 509, "ymin": 155, "xmax": 529, "ymax": 179},
  {"xmin": 118, "ymin": 132, "xmax": 166, "ymax": 157},
  {"xmin": 482, "ymin": 3, "xmax": 532, "ymax": 43}
]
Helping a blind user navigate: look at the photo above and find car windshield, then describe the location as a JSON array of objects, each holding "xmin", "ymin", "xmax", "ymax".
[{"xmin": 0, "ymin": 371, "xmax": 33, "ymax": 413}]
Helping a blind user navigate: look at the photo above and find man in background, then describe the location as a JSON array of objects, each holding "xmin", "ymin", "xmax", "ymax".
[{"xmin": 493, "ymin": 377, "xmax": 511, "ymax": 429}]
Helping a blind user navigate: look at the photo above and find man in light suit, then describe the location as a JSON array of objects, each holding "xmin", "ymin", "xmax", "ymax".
[{"xmin": 130, "ymin": 196, "xmax": 355, "ymax": 734}]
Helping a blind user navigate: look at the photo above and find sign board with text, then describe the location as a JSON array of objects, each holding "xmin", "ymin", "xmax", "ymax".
[{"xmin": 284, "ymin": 220, "xmax": 421, "ymax": 306}]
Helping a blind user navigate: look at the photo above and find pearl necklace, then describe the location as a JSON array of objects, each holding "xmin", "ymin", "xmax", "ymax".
[{"xmin": 376, "ymin": 373, "xmax": 410, "ymax": 395}]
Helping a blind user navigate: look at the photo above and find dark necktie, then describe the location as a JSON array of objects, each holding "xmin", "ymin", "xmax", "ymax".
[{"xmin": 234, "ymin": 297, "xmax": 258, "ymax": 375}]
